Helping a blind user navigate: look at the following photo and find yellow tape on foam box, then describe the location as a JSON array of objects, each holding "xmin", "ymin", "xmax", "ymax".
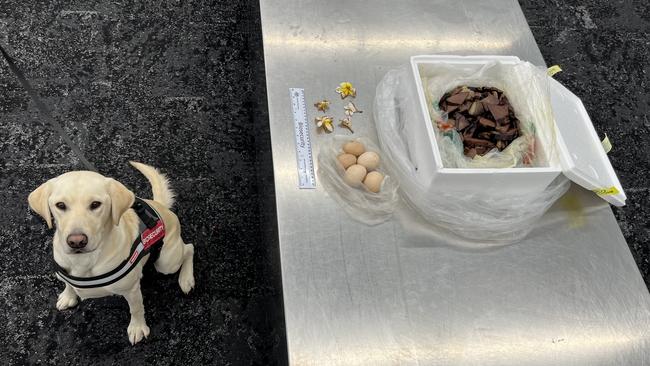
[{"xmin": 593, "ymin": 186, "xmax": 620, "ymax": 196}]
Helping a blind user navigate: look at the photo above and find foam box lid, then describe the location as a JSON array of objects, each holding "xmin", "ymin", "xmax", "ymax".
[{"xmin": 550, "ymin": 77, "xmax": 626, "ymax": 206}]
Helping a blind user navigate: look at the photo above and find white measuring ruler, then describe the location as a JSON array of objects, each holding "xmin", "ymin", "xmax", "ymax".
[{"xmin": 289, "ymin": 88, "xmax": 316, "ymax": 189}]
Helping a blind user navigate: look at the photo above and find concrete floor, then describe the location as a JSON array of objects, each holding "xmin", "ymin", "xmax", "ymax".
[{"xmin": 0, "ymin": 0, "xmax": 647, "ymax": 365}]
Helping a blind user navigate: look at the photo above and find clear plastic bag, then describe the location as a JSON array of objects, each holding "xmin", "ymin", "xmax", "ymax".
[
  {"xmin": 422, "ymin": 60, "xmax": 557, "ymax": 169},
  {"xmin": 317, "ymin": 136, "xmax": 399, "ymax": 225},
  {"xmin": 374, "ymin": 65, "xmax": 570, "ymax": 244}
]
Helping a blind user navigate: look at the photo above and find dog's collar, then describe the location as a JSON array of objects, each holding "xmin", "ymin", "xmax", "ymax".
[{"xmin": 54, "ymin": 197, "xmax": 165, "ymax": 289}]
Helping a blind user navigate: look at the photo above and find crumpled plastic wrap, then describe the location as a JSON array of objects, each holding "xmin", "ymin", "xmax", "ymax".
[
  {"xmin": 317, "ymin": 136, "xmax": 399, "ymax": 225},
  {"xmin": 421, "ymin": 60, "xmax": 557, "ymax": 169},
  {"xmin": 374, "ymin": 65, "xmax": 570, "ymax": 244}
]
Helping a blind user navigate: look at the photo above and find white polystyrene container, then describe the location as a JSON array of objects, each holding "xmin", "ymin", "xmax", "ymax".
[
  {"xmin": 550, "ymin": 77, "xmax": 626, "ymax": 206},
  {"xmin": 407, "ymin": 55, "xmax": 626, "ymax": 206}
]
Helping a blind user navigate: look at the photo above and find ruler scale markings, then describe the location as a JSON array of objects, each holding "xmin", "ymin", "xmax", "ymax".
[{"xmin": 290, "ymin": 88, "xmax": 316, "ymax": 189}]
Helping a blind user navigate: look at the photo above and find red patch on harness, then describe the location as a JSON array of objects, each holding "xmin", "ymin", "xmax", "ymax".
[
  {"xmin": 141, "ymin": 220, "xmax": 165, "ymax": 250},
  {"xmin": 129, "ymin": 250, "xmax": 140, "ymax": 264}
]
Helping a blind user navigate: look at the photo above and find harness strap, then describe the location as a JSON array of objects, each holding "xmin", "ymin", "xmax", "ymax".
[{"xmin": 54, "ymin": 197, "xmax": 165, "ymax": 289}]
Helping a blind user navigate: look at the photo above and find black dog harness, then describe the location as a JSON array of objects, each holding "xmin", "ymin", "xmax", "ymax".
[{"xmin": 55, "ymin": 198, "xmax": 165, "ymax": 289}]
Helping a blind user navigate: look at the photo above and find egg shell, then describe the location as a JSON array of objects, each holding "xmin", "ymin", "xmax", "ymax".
[
  {"xmin": 344, "ymin": 164, "xmax": 367, "ymax": 187},
  {"xmin": 363, "ymin": 171, "xmax": 384, "ymax": 193},
  {"xmin": 357, "ymin": 151, "xmax": 380, "ymax": 171},
  {"xmin": 337, "ymin": 153, "xmax": 357, "ymax": 169},
  {"xmin": 342, "ymin": 141, "xmax": 365, "ymax": 157}
]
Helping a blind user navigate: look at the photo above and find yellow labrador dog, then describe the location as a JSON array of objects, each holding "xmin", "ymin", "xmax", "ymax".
[{"xmin": 28, "ymin": 162, "xmax": 195, "ymax": 344}]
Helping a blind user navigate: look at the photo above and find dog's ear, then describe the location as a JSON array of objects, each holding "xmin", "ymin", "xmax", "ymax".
[
  {"xmin": 28, "ymin": 180, "xmax": 54, "ymax": 229},
  {"xmin": 107, "ymin": 179, "xmax": 135, "ymax": 226}
]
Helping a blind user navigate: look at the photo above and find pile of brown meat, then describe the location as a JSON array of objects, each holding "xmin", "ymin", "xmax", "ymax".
[{"xmin": 438, "ymin": 86, "xmax": 521, "ymax": 157}]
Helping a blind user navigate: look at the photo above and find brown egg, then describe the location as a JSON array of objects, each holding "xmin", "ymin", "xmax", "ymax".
[
  {"xmin": 344, "ymin": 164, "xmax": 367, "ymax": 187},
  {"xmin": 337, "ymin": 153, "xmax": 357, "ymax": 169},
  {"xmin": 357, "ymin": 151, "xmax": 380, "ymax": 171},
  {"xmin": 363, "ymin": 171, "xmax": 384, "ymax": 193},
  {"xmin": 342, "ymin": 141, "xmax": 365, "ymax": 157}
]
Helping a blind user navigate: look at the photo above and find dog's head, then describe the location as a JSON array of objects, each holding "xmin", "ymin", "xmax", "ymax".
[{"xmin": 28, "ymin": 171, "xmax": 134, "ymax": 254}]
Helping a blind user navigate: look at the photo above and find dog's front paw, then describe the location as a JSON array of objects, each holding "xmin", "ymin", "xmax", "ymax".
[
  {"xmin": 127, "ymin": 321, "xmax": 150, "ymax": 345},
  {"xmin": 178, "ymin": 272, "xmax": 195, "ymax": 294},
  {"xmin": 56, "ymin": 292, "xmax": 78, "ymax": 310}
]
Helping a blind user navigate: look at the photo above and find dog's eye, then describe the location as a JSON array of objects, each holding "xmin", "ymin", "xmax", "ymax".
[
  {"xmin": 90, "ymin": 201, "xmax": 102, "ymax": 210},
  {"xmin": 55, "ymin": 202, "xmax": 66, "ymax": 210}
]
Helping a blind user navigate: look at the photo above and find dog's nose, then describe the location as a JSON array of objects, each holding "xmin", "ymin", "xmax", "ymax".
[{"xmin": 67, "ymin": 233, "xmax": 88, "ymax": 249}]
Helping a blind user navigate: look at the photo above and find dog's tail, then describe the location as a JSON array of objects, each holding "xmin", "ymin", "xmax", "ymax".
[{"xmin": 129, "ymin": 161, "xmax": 175, "ymax": 208}]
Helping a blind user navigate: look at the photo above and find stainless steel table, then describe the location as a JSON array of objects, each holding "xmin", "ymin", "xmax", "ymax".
[{"xmin": 259, "ymin": 1, "xmax": 650, "ymax": 364}]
